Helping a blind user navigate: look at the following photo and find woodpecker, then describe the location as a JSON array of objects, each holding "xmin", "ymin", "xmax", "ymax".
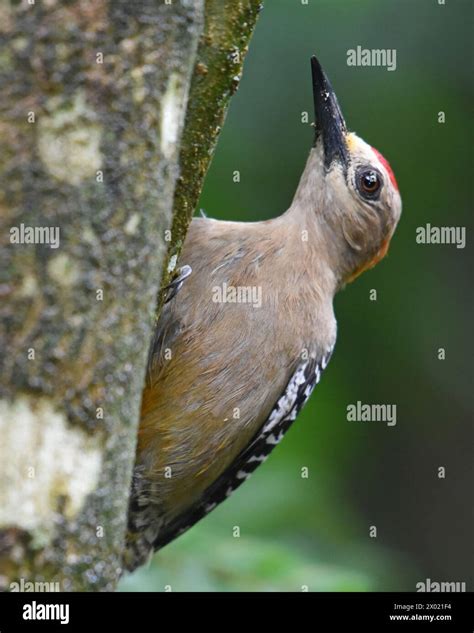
[{"xmin": 124, "ymin": 56, "xmax": 401, "ymax": 571}]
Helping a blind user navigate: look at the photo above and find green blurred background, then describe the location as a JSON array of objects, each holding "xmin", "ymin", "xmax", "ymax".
[{"xmin": 120, "ymin": 0, "xmax": 473, "ymax": 592}]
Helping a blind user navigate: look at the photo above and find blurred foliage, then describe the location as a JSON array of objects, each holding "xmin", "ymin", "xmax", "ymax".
[
  {"xmin": 119, "ymin": 0, "xmax": 472, "ymax": 592},
  {"xmin": 119, "ymin": 531, "xmax": 373, "ymax": 592}
]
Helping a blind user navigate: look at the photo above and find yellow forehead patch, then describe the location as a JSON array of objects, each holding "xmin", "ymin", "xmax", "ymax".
[{"xmin": 346, "ymin": 132, "xmax": 358, "ymax": 151}]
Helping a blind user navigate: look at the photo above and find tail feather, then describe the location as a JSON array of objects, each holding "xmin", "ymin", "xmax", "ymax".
[{"xmin": 122, "ymin": 466, "xmax": 163, "ymax": 573}]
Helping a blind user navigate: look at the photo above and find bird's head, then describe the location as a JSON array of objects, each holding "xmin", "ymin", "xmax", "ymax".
[{"xmin": 293, "ymin": 56, "xmax": 402, "ymax": 286}]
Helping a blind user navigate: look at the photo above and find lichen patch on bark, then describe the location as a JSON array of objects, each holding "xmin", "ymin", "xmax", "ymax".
[
  {"xmin": 161, "ymin": 73, "xmax": 185, "ymax": 160},
  {"xmin": 37, "ymin": 91, "xmax": 103, "ymax": 186},
  {"xmin": 47, "ymin": 253, "xmax": 81, "ymax": 288},
  {"xmin": 0, "ymin": 396, "xmax": 102, "ymax": 546}
]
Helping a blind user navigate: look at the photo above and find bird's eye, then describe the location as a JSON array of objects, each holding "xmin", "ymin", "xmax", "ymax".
[{"xmin": 357, "ymin": 169, "xmax": 382, "ymax": 199}]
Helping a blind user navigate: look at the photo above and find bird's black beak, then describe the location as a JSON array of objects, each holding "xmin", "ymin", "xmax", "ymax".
[{"xmin": 311, "ymin": 55, "xmax": 349, "ymax": 170}]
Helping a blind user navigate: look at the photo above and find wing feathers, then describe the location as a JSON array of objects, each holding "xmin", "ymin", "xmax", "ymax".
[{"xmin": 153, "ymin": 345, "xmax": 334, "ymax": 551}]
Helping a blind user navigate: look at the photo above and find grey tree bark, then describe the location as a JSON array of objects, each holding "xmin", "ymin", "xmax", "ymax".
[{"xmin": 0, "ymin": 0, "xmax": 261, "ymax": 591}]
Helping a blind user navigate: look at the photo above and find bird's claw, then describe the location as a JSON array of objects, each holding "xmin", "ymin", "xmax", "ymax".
[{"xmin": 164, "ymin": 265, "xmax": 192, "ymax": 303}]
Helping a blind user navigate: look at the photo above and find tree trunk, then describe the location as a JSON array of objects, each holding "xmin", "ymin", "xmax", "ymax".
[
  {"xmin": 0, "ymin": 0, "xmax": 203, "ymax": 592},
  {"xmin": 0, "ymin": 0, "xmax": 262, "ymax": 591}
]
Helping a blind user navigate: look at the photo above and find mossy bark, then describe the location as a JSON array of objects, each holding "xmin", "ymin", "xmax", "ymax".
[
  {"xmin": 162, "ymin": 0, "xmax": 263, "ymax": 296},
  {"xmin": 0, "ymin": 0, "xmax": 262, "ymax": 591}
]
